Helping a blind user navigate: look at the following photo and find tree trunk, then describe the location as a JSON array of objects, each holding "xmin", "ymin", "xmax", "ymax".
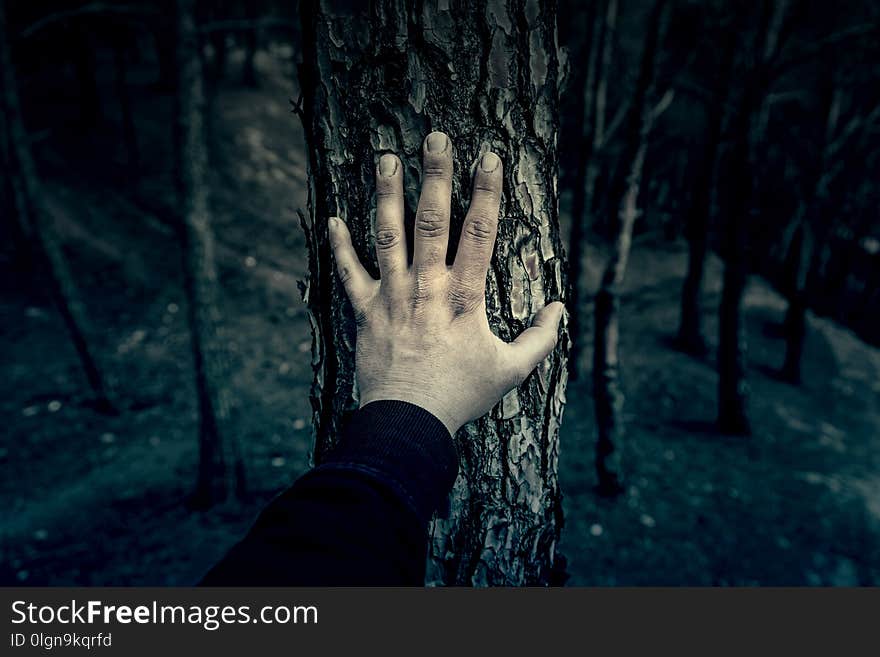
[
  {"xmin": 0, "ymin": 3, "xmax": 114, "ymax": 413},
  {"xmin": 241, "ymin": 2, "xmax": 258, "ymax": 88},
  {"xmin": 716, "ymin": 0, "xmax": 786, "ymax": 435},
  {"xmin": 71, "ymin": 24, "xmax": 101, "ymax": 128},
  {"xmin": 717, "ymin": 257, "xmax": 750, "ymax": 434},
  {"xmin": 568, "ymin": 0, "xmax": 615, "ymax": 378},
  {"xmin": 780, "ymin": 289, "xmax": 807, "ymax": 383},
  {"xmin": 112, "ymin": 30, "xmax": 140, "ymax": 182},
  {"xmin": 176, "ymin": 0, "xmax": 244, "ymax": 507},
  {"xmin": 298, "ymin": 0, "xmax": 569, "ymax": 586},
  {"xmin": 676, "ymin": 29, "xmax": 736, "ymax": 356},
  {"xmin": 593, "ymin": 0, "xmax": 668, "ymax": 495},
  {"xmin": 780, "ymin": 80, "xmax": 839, "ymax": 384}
]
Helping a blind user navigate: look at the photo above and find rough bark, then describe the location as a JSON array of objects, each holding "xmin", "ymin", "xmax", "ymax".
[
  {"xmin": 0, "ymin": 2, "xmax": 114, "ymax": 413},
  {"xmin": 176, "ymin": 0, "xmax": 244, "ymax": 506},
  {"xmin": 298, "ymin": 0, "xmax": 569, "ymax": 586},
  {"xmin": 717, "ymin": 0, "xmax": 786, "ymax": 435},
  {"xmin": 567, "ymin": 0, "xmax": 615, "ymax": 378},
  {"xmin": 593, "ymin": 0, "xmax": 669, "ymax": 495}
]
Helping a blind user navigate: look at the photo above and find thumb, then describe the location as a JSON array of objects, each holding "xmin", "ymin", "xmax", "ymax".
[{"xmin": 506, "ymin": 301, "xmax": 565, "ymax": 385}]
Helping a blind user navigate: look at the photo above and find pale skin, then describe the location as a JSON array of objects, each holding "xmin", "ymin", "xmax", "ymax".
[{"xmin": 329, "ymin": 131, "xmax": 565, "ymax": 435}]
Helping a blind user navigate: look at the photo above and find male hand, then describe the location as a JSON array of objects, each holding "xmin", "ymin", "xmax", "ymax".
[{"xmin": 329, "ymin": 131, "xmax": 564, "ymax": 434}]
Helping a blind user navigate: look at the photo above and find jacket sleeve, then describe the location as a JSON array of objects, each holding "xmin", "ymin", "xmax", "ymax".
[{"xmin": 199, "ymin": 400, "xmax": 458, "ymax": 586}]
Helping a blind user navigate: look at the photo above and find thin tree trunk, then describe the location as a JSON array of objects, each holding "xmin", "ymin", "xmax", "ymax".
[
  {"xmin": 112, "ymin": 30, "xmax": 140, "ymax": 181},
  {"xmin": 0, "ymin": 3, "xmax": 114, "ymax": 413},
  {"xmin": 676, "ymin": 30, "xmax": 735, "ymax": 356},
  {"xmin": 780, "ymin": 82, "xmax": 840, "ymax": 383},
  {"xmin": 176, "ymin": 0, "xmax": 244, "ymax": 506},
  {"xmin": 241, "ymin": 2, "xmax": 258, "ymax": 88},
  {"xmin": 716, "ymin": 0, "xmax": 786, "ymax": 435},
  {"xmin": 781, "ymin": 289, "xmax": 807, "ymax": 382},
  {"xmin": 593, "ymin": 0, "xmax": 669, "ymax": 495},
  {"xmin": 568, "ymin": 0, "xmax": 613, "ymax": 378},
  {"xmin": 71, "ymin": 24, "xmax": 101, "ymax": 128},
  {"xmin": 299, "ymin": 0, "xmax": 569, "ymax": 586}
]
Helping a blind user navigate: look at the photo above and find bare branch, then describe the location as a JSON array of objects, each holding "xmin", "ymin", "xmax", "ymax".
[
  {"xmin": 651, "ymin": 89, "xmax": 675, "ymax": 120},
  {"xmin": 772, "ymin": 23, "xmax": 879, "ymax": 78}
]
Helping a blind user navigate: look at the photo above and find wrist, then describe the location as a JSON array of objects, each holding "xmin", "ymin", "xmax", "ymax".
[
  {"xmin": 323, "ymin": 400, "xmax": 459, "ymax": 523},
  {"xmin": 359, "ymin": 389, "xmax": 462, "ymax": 435}
]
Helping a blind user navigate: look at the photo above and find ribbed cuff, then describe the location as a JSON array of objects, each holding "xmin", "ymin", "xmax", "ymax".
[{"xmin": 317, "ymin": 401, "xmax": 459, "ymax": 523}]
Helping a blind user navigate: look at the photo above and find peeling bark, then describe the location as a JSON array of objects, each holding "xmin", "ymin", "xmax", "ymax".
[
  {"xmin": 298, "ymin": 0, "xmax": 569, "ymax": 586},
  {"xmin": 0, "ymin": 2, "xmax": 114, "ymax": 413},
  {"xmin": 176, "ymin": 0, "xmax": 244, "ymax": 506},
  {"xmin": 593, "ymin": 0, "xmax": 668, "ymax": 495}
]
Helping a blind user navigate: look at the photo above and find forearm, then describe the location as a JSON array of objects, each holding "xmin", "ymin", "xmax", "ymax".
[{"xmin": 200, "ymin": 401, "xmax": 458, "ymax": 585}]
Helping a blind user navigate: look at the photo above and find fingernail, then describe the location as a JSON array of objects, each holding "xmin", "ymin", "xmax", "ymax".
[
  {"xmin": 426, "ymin": 131, "xmax": 448, "ymax": 153},
  {"xmin": 328, "ymin": 217, "xmax": 340, "ymax": 232},
  {"xmin": 480, "ymin": 152, "xmax": 500, "ymax": 172},
  {"xmin": 378, "ymin": 154, "xmax": 398, "ymax": 177}
]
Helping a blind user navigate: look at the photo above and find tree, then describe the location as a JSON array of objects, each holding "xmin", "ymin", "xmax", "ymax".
[
  {"xmin": 298, "ymin": 0, "xmax": 569, "ymax": 585},
  {"xmin": 675, "ymin": 14, "xmax": 736, "ymax": 356},
  {"xmin": 716, "ymin": 0, "xmax": 787, "ymax": 435},
  {"xmin": 0, "ymin": 0, "xmax": 114, "ymax": 413},
  {"xmin": 567, "ymin": 0, "xmax": 618, "ymax": 378},
  {"xmin": 592, "ymin": 0, "xmax": 671, "ymax": 495},
  {"xmin": 175, "ymin": 0, "xmax": 244, "ymax": 506},
  {"xmin": 779, "ymin": 66, "xmax": 879, "ymax": 382}
]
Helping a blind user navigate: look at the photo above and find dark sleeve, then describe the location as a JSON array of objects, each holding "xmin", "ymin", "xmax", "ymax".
[{"xmin": 199, "ymin": 400, "xmax": 458, "ymax": 586}]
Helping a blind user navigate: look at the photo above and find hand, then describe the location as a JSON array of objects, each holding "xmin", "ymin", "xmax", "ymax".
[{"xmin": 329, "ymin": 131, "xmax": 564, "ymax": 434}]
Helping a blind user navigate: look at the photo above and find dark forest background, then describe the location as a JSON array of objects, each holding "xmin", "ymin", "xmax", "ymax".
[{"xmin": 1, "ymin": 0, "xmax": 879, "ymax": 585}]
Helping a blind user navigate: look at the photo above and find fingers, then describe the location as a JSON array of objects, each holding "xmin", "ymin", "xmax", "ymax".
[
  {"xmin": 374, "ymin": 153, "xmax": 407, "ymax": 279},
  {"xmin": 451, "ymin": 151, "xmax": 502, "ymax": 305},
  {"xmin": 413, "ymin": 131, "xmax": 453, "ymax": 272},
  {"xmin": 328, "ymin": 217, "xmax": 375, "ymax": 314},
  {"xmin": 506, "ymin": 302, "xmax": 565, "ymax": 386}
]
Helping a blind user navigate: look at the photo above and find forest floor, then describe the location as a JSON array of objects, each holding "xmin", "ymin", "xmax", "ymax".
[{"xmin": 2, "ymin": 51, "xmax": 879, "ymax": 585}]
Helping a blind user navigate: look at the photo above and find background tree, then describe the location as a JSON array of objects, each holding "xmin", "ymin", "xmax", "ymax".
[
  {"xmin": 674, "ymin": 10, "xmax": 736, "ymax": 356},
  {"xmin": 176, "ymin": 0, "xmax": 244, "ymax": 506},
  {"xmin": 715, "ymin": 0, "xmax": 788, "ymax": 435},
  {"xmin": 592, "ymin": 0, "xmax": 670, "ymax": 495},
  {"xmin": 298, "ymin": 0, "xmax": 569, "ymax": 585},
  {"xmin": 0, "ymin": 0, "xmax": 114, "ymax": 413},
  {"xmin": 567, "ymin": 0, "xmax": 618, "ymax": 377}
]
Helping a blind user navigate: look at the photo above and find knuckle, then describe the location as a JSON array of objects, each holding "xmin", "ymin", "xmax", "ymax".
[
  {"xmin": 415, "ymin": 209, "xmax": 447, "ymax": 237},
  {"xmin": 352, "ymin": 305, "xmax": 369, "ymax": 327},
  {"xmin": 376, "ymin": 187, "xmax": 399, "ymax": 199},
  {"xmin": 336, "ymin": 265, "xmax": 352, "ymax": 285},
  {"xmin": 376, "ymin": 178, "xmax": 401, "ymax": 198},
  {"xmin": 411, "ymin": 271, "xmax": 435, "ymax": 305},
  {"xmin": 375, "ymin": 228, "xmax": 402, "ymax": 250},
  {"xmin": 464, "ymin": 214, "xmax": 496, "ymax": 243},
  {"xmin": 448, "ymin": 285, "xmax": 481, "ymax": 316},
  {"xmin": 423, "ymin": 163, "xmax": 450, "ymax": 178},
  {"xmin": 472, "ymin": 179, "xmax": 501, "ymax": 195}
]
